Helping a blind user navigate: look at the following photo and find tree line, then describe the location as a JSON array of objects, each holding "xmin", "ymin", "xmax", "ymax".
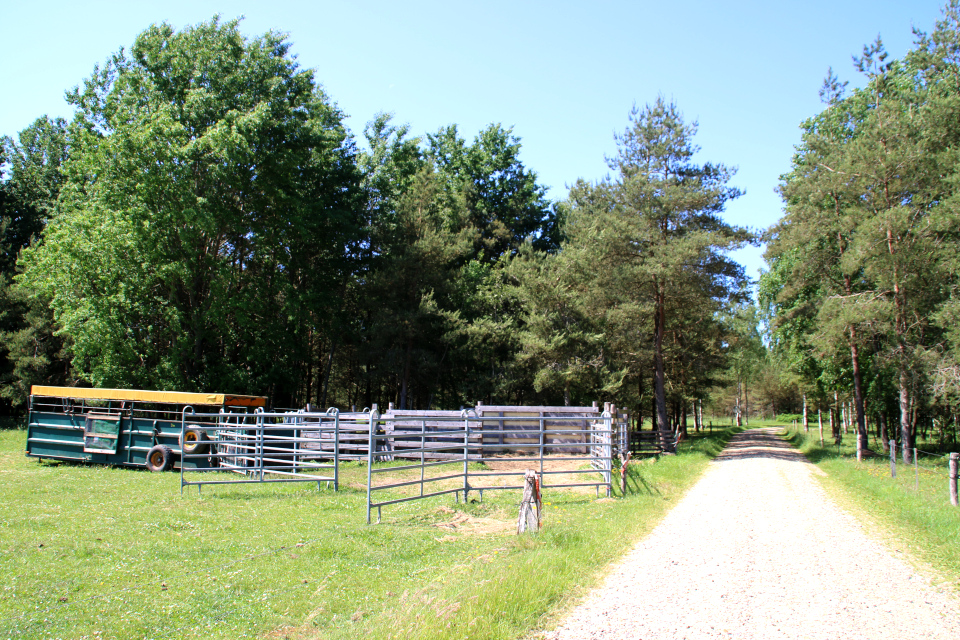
[
  {"xmin": 1, "ymin": 16, "xmax": 759, "ymax": 443},
  {"xmin": 762, "ymin": 1, "xmax": 960, "ymax": 461}
]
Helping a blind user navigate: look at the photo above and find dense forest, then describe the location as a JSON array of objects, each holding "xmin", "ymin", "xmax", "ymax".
[{"xmin": 5, "ymin": 6, "xmax": 960, "ymax": 455}]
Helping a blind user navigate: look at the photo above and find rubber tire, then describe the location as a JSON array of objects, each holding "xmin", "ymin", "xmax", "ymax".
[
  {"xmin": 145, "ymin": 445, "xmax": 174, "ymax": 472},
  {"xmin": 180, "ymin": 427, "xmax": 210, "ymax": 455}
]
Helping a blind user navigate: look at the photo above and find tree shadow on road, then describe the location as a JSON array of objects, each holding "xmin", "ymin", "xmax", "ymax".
[{"xmin": 715, "ymin": 428, "xmax": 815, "ymax": 463}]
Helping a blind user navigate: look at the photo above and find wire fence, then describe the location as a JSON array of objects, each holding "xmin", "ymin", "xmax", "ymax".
[{"xmin": 882, "ymin": 440, "xmax": 959, "ymax": 507}]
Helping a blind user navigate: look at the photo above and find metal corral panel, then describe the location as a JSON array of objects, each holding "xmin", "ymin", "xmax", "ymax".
[
  {"xmin": 382, "ymin": 410, "xmax": 482, "ymax": 460},
  {"xmin": 473, "ymin": 405, "xmax": 601, "ymax": 453}
]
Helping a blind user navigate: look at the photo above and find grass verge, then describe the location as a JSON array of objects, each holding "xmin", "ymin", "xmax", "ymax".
[
  {"xmin": 785, "ymin": 427, "xmax": 960, "ymax": 587},
  {"xmin": 0, "ymin": 426, "xmax": 737, "ymax": 639}
]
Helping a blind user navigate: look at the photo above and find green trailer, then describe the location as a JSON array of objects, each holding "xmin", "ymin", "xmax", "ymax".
[{"xmin": 25, "ymin": 386, "xmax": 267, "ymax": 472}]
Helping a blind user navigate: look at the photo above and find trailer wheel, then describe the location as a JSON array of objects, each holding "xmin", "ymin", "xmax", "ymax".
[
  {"xmin": 146, "ymin": 445, "xmax": 174, "ymax": 472},
  {"xmin": 180, "ymin": 427, "xmax": 210, "ymax": 455}
]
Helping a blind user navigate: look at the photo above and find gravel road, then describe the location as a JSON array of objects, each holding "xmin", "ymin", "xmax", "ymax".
[{"xmin": 543, "ymin": 428, "xmax": 960, "ymax": 639}]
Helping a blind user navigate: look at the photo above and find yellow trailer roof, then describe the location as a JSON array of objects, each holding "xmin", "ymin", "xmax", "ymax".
[{"xmin": 30, "ymin": 386, "xmax": 267, "ymax": 407}]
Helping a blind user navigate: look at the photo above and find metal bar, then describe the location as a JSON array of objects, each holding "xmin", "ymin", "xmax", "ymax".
[
  {"xmin": 540, "ymin": 482, "xmax": 609, "ymax": 489},
  {"xmin": 370, "ymin": 487, "xmax": 465, "ymax": 509},
  {"xmin": 369, "ymin": 458, "xmax": 461, "ymax": 474},
  {"xmin": 420, "ymin": 420, "xmax": 426, "ymax": 497},
  {"xmin": 257, "ymin": 409, "xmax": 265, "ymax": 481},
  {"xmin": 182, "ymin": 477, "xmax": 336, "ymax": 487},
  {"xmin": 463, "ymin": 412, "xmax": 470, "ymax": 503},
  {"xmin": 366, "ymin": 406, "xmax": 377, "ymax": 525},
  {"xmin": 539, "ymin": 414, "xmax": 545, "ymax": 481},
  {"xmin": 369, "ymin": 472, "xmax": 468, "ymax": 492},
  {"xmin": 333, "ymin": 409, "xmax": 340, "ymax": 491}
]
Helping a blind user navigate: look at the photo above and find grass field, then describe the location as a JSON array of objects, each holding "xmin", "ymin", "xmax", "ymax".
[
  {"xmin": 0, "ymin": 425, "xmax": 737, "ymax": 640},
  {"xmin": 784, "ymin": 426, "xmax": 960, "ymax": 587}
]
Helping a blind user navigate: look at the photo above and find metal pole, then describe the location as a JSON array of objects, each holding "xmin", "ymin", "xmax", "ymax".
[
  {"xmin": 463, "ymin": 413, "xmax": 469, "ymax": 503},
  {"xmin": 180, "ymin": 407, "xmax": 193, "ymax": 495},
  {"xmin": 539, "ymin": 415, "xmax": 545, "ymax": 484},
  {"xmin": 421, "ymin": 419, "xmax": 425, "ymax": 498},
  {"xmin": 333, "ymin": 408, "xmax": 340, "ymax": 491},
  {"xmin": 366, "ymin": 405, "xmax": 378, "ymax": 524},
  {"xmin": 889, "ymin": 439, "xmax": 896, "ymax": 478},
  {"xmin": 950, "ymin": 453, "xmax": 958, "ymax": 507},
  {"xmin": 257, "ymin": 408, "xmax": 265, "ymax": 482},
  {"xmin": 606, "ymin": 411, "xmax": 613, "ymax": 497}
]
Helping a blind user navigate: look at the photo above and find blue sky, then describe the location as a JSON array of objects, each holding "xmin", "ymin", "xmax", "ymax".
[{"xmin": 0, "ymin": 0, "xmax": 948, "ymax": 283}]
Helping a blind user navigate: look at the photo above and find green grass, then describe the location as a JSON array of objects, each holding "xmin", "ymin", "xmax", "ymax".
[
  {"xmin": 0, "ymin": 426, "xmax": 737, "ymax": 640},
  {"xmin": 785, "ymin": 426, "xmax": 960, "ymax": 586}
]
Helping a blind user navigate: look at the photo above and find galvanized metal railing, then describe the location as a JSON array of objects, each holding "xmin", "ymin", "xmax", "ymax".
[
  {"xmin": 179, "ymin": 407, "xmax": 341, "ymax": 494},
  {"xmin": 364, "ymin": 410, "xmax": 614, "ymax": 523}
]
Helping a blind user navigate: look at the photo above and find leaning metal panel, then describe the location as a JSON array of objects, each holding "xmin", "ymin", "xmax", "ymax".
[{"xmin": 179, "ymin": 407, "xmax": 342, "ymax": 494}]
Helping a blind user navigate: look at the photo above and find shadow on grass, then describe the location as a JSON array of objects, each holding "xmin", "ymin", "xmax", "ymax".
[
  {"xmin": 0, "ymin": 416, "xmax": 26, "ymax": 430},
  {"xmin": 621, "ymin": 468, "xmax": 662, "ymax": 496}
]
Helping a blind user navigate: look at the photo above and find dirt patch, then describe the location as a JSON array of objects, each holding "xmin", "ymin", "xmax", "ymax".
[
  {"xmin": 432, "ymin": 506, "xmax": 514, "ymax": 540},
  {"xmin": 481, "ymin": 455, "xmax": 590, "ymax": 473},
  {"xmin": 263, "ymin": 625, "xmax": 314, "ymax": 640}
]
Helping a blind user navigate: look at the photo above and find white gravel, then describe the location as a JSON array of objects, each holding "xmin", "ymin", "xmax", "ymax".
[{"xmin": 543, "ymin": 428, "xmax": 960, "ymax": 640}]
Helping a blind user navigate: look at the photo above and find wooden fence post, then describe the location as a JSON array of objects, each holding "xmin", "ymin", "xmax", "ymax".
[
  {"xmin": 950, "ymin": 453, "xmax": 958, "ymax": 507},
  {"xmin": 517, "ymin": 470, "xmax": 542, "ymax": 534}
]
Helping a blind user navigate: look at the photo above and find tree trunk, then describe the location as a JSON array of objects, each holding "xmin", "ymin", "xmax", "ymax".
[
  {"xmin": 899, "ymin": 368, "xmax": 913, "ymax": 464},
  {"xmin": 636, "ymin": 375, "xmax": 645, "ymax": 434},
  {"xmin": 304, "ymin": 327, "xmax": 314, "ymax": 406},
  {"xmin": 818, "ymin": 407, "xmax": 824, "ymax": 446},
  {"xmin": 653, "ymin": 282, "xmax": 673, "ymax": 452},
  {"xmin": 879, "ymin": 412, "xmax": 889, "ymax": 454},
  {"xmin": 319, "ymin": 339, "xmax": 338, "ymax": 408},
  {"xmin": 650, "ymin": 373, "xmax": 657, "ymax": 431},
  {"xmin": 400, "ymin": 340, "xmax": 413, "ymax": 410},
  {"xmin": 681, "ymin": 399, "xmax": 688, "ymax": 436},
  {"xmin": 744, "ymin": 384, "xmax": 749, "ymax": 426},
  {"xmin": 834, "ymin": 195, "xmax": 868, "ymax": 457},
  {"xmin": 734, "ymin": 375, "xmax": 743, "ymax": 427},
  {"xmin": 802, "ymin": 393, "xmax": 809, "ymax": 432},
  {"xmin": 831, "ymin": 392, "xmax": 838, "ymax": 440}
]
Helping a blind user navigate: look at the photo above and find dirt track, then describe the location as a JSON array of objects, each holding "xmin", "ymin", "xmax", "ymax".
[{"xmin": 543, "ymin": 428, "xmax": 960, "ymax": 639}]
